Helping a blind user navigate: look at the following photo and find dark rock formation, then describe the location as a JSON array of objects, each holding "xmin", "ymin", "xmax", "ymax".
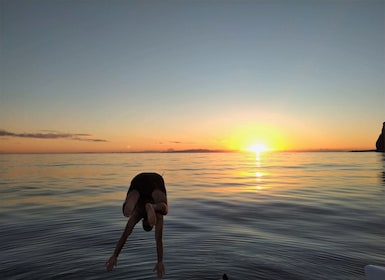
[{"xmin": 376, "ymin": 122, "xmax": 385, "ymax": 152}]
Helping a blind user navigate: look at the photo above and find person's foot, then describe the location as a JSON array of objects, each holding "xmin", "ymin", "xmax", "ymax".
[{"xmin": 145, "ymin": 203, "xmax": 156, "ymax": 226}]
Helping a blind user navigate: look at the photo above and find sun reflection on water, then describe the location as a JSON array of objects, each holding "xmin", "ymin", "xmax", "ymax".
[
  {"xmin": 255, "ymin": 171, "xmax": 263, "ymax": 191},
  {"xmin": 253, "ymin": 151, "xmax": 266, "ymax": 191}
]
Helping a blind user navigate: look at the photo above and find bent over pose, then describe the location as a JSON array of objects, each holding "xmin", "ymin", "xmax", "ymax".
[{"xmin": 105, "ymin": 173, "xmax": 168, "ymax": 278}]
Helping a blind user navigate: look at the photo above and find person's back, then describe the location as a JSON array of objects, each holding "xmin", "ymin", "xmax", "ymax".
[{"xmin": 126, "ymin": 172, "xmax": 167, "ymax": 207}]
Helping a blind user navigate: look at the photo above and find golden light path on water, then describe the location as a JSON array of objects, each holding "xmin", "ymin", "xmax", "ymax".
[{"xmin": 199, "ymin": 150, "xmax": 271, "ymax": 196}]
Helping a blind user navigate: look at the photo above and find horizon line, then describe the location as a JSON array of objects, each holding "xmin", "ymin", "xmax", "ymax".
[{"xmin": 0, "ymin": 148, "xmax": 378, "ymax": 155}]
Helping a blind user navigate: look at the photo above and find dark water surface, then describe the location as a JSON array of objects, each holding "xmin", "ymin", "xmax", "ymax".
[{"xmin": 0, "ymin": 152, "xmax": 384, "ymax": 279}]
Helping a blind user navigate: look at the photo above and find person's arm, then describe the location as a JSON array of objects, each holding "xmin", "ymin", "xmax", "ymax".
[
  {"xmin": 153, "ymin": 213, "xmax": 165, "ymax": 278},
  {"xmin": 105, "ymin": 211, "xmax": 141, "ymax": 271}
]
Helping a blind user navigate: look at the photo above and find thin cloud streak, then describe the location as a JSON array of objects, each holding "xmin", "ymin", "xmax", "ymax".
[{"xmin": 0, "ymin": 130, "xmax": 108, "ymax": 142}]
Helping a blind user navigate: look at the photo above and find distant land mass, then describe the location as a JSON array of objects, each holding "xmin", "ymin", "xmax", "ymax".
[
  {"xmin": 135, "ymin": 149, "xmax": 235, "ymax": 153},
  {"xmin": 351, "ymin": 121, "xmax": 385, "ymax": 152},
  {"xmin": 375, "ymin": 122, "xmax": 385, "ymax": 152}
]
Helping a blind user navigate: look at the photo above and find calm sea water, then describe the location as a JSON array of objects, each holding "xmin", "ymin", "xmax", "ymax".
[{"xmin": 0, "ymin": 152, "xmax": 384, "ymax": 280}]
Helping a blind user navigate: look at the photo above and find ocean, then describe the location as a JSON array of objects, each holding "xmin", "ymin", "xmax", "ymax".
[{"xmin": 0, "ymin": 152, "xmax": 384, "ymax": 280}]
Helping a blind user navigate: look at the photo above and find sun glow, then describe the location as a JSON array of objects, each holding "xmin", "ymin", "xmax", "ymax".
[
  {"xmin": 245, "ymin": 143, "xmax": 270, "ymax": 153},
  {"xmin": 223, "ymin": 123, "xmax": 286, "ymax": 152}
]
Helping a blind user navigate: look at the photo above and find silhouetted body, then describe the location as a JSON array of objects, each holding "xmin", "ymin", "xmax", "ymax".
[{"xmin": 106, "ymin": 173, "xmax": 168, "ymax": 278}]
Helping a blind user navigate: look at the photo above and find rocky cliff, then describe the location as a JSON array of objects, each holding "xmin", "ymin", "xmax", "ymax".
[{"xmin": 376, "ymin": 122, "xmax": 385, "ymax": 152}]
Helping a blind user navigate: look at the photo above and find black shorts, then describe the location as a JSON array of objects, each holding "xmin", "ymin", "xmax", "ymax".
[
  {"xmin": 127, "ymin": 172, "xmax": 166, "ymax": 202},
  {"xmin": 122, "ymin": 173, "xmax": 167, "ymax": 215}
]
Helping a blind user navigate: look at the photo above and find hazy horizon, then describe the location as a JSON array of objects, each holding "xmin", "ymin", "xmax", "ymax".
[{"xmin": 0, "ymin": 147, "xmax": 379, "ymax": 155}]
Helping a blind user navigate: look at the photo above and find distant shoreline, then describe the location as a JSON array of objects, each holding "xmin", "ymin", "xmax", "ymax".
[
  {"xmin": 350, "ymin": 150, "xmax": 377, "ymax": 152},
  {"xmin": 0, "ymin": 149, "xmax": 380, "ymax": 155}
]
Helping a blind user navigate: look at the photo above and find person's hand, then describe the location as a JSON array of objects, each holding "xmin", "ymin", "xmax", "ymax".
[
  {"xmin": 153, "ymin": 261, "xmax": 165, "ymax": 278},
  {"xmin": 105, "ymin": 255, "xmax": 118, "ymax": 271}
]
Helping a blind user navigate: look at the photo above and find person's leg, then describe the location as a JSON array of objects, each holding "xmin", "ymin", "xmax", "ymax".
[
  {"xmin": 123, "ymin": 189, "xmax": 140, "ymax": 217},
  {"xmin": 145, "ymin": 190, "xmax": 168, "ymax": 226},
  {"xmin": 152, "ymin": 190, "xmax": 168, "ymax": 214}
]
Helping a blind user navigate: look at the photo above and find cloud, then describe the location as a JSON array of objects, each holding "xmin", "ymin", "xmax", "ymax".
[{"xmin": 0, "ymin": 129, "xmax": 108, "ymax": 142}]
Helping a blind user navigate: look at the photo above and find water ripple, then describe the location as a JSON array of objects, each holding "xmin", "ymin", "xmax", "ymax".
[{"xmin": 0, "ymin": 152, "xmax": 383, "ymax": 279}]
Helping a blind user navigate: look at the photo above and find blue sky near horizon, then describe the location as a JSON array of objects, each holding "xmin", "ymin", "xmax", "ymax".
[{"xmin": 1, "ymin": 0, "xmax": 384, "ymax": 153}]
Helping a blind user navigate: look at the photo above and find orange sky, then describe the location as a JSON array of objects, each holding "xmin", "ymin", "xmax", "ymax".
[
  {"xmin": 1, "ymin": 118, "xmax": 382, "ymax": 153},
  {"xmin": 1, "ymin": 1, "xmax": 384, "ymax": 153}
]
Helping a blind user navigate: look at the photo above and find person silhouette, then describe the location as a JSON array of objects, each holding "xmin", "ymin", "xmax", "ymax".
[{"xmin": 105, "ymin": 172, "xmax": 168, "ymax": 278}]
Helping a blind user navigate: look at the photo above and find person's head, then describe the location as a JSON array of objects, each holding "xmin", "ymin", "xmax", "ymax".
[{"xmin": 142, "ymin": 218, "xmax": 153, "ymax": 232}]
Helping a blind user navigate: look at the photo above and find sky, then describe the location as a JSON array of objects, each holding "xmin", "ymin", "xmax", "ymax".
[{"xmin": 1, "ymin": 0, "xmax": 384, "ymax": 153}]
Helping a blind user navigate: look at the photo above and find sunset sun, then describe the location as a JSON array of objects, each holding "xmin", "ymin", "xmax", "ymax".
[{"xmin": 245, "ymin": 143, "xmax": 270, "ymax": 153}]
